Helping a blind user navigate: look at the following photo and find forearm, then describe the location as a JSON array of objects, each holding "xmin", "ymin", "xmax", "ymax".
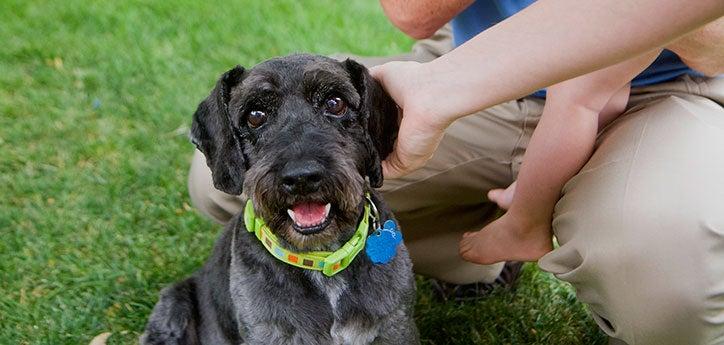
[
  {"xmin": 667, "ymin": 16, "xmax": 724, "ymax": 76},
  {"xmin": 379, "ymin": 0, "xmax": 472, "ymax": 39},
  {"xmin": 547, "ymin": 50, "xmax": 660, "ymax": 111},
  {"xmin": 421, "ymin": 0, "xmax": 724, "ymax": 125}
]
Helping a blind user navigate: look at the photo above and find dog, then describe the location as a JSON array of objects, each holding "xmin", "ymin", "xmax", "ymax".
[{"xmin": 141, "ymin": 54, "xmax": 419, "ymax": 345}]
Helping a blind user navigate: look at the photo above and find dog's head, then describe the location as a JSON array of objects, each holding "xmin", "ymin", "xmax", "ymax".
[{"xmin": 191, "ymin": 54, "xmax": 398, "ymax": 250}]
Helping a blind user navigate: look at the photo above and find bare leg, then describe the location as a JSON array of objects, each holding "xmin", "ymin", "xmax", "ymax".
[
  {"xmin": 461, "ymin": 95, "xmax": 599, "ymax": 264},
  {"xmin": 460, "ymin": 51, "xmax": 659, "ymax": 265},
  {"xmin": 486, "ymin": 84, "xmax": 629, "ymax": 211}
]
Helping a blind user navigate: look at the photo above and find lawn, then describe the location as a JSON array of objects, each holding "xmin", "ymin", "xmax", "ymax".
[{"xmin": 0, "ymin": 1, "xmax": 607, "ymax": 344}]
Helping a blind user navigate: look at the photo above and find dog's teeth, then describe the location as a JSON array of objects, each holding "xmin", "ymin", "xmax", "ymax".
[
  {"xmin": 323, "ymin": 203, "xmax": 331, "ymax": 217},
  {"xmin": 287, "ymin": 209, "xmax": 296, "ymax": 222}
]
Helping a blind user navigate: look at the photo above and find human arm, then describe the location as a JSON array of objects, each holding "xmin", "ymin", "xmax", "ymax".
[
  {"xmin": 547, "ymin": 50, "xmax": 661, "ymax": 123},
  {"xmin": 667, "ymin": 16, "xmax": 724, "ymax": 77},
  {"xmin": 371, "ymin": 0, "xmax": 724, "ymax": 178},
  {"xmin": 379, "ymin": 0, "xmax": 473, "ymax": 39}
]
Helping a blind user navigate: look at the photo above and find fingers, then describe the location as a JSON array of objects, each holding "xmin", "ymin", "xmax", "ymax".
[
  {"xmin": 369, "ymin": 60, "xmax": 404, "ymax": 79},
  {"xmin": 380, "ymin": 143, "xmax": 432, "ymax": 180},
  {"xmin": 381, "ymin": 152, "xmax": 404, "ymax": 180},
  {"xmin": 371, "ymin": 61, "xmax": 443, "ymax": 181},
  {"xmin": 380, "ymin": 127, "xmax": 426, "ymax": 180},
  {"xmin": 368, "ymin": 64, "xmax": 383, "ymax": 79}
]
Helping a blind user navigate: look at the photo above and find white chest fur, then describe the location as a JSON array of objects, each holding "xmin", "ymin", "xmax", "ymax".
[{"xmin": 307, "ymin": 272, "xmax": 381, "ymax": 345}]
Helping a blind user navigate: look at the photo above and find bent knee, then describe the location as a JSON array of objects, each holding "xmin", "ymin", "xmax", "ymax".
[
  {"xmin": 188, "ymin": 150, "xmax": 240, "ymax": 224},
  {"xmin": 544, "ymin": 233, "xmax": 711, "ymax": 345},
  {"xmin": 594, "ymin": 250, "xmax": 706, "ymax": 344},
  {"xmin": 545, "ymin": 196, "xmax": 719, "ymax": 345},
  {"xmin": 545, "ymin": 92, "xmax": 724, "ymax": 344}
]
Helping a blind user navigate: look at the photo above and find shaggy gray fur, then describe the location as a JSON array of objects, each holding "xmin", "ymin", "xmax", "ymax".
[{"xmin": 141, "ymin": 54, "xmax": 418, "ymax": 345}]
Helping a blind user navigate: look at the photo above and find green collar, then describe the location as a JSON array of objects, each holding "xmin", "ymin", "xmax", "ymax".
[{"xmin": 243, "ymin": 196, "xmax": 372, "ymax": 277}]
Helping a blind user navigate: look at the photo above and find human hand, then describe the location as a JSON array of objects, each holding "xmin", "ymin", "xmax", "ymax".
[
  {"xmin": 667, "ymin": 16, "xmax": 724, "ymax": 77},
  {"xmin": 370, "ymin": 61, "xmax": 451, "ymax": 179}
]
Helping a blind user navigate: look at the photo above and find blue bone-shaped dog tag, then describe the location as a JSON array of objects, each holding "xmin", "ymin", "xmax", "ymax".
[{"xmin": 365, "ymin": 220, "xmax": 403, "ymax": 265}]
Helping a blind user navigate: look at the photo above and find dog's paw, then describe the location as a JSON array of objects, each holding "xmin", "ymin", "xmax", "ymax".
[
  {"xmin": 139, "ymin": 330, "xmax": 196, "ymax": 345},
  {"xmin": 139, "ymin": 321, "xmax": 195, "ymax": 345},
  {"xmin": 139, "ymin": 330, "xmax": 181, "ymax": 345},
  {"xmin": 140, "ymin": 313, "xmax": 196, "ymax": 345}
]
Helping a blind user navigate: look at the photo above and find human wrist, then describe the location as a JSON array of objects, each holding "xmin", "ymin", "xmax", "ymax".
[
  {"xmin": 414, "ymin": 60, "xmax": 461, "ymax": 129},
  {"xmin": 665, "ymin": 17, "xmax": 724, "ymax": 76}
]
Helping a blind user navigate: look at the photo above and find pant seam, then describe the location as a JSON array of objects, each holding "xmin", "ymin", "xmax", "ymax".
[
  {"xmin": 509, "ymin": 99, "xmax": 532, "ymax": 180},
  {"xmin": 615, "ymin": 111, "xmax": 653, "ymax": 343}
]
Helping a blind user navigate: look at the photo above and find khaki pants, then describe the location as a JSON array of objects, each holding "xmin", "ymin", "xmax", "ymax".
[{"xmin": 188, "ymin": 26, "xmax": 724, "ymax": 345}]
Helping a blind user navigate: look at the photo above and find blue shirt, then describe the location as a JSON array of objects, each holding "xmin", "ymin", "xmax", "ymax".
[{"xmin": 451, "ymin": 0, "xmax": 698, "ymax": 97}]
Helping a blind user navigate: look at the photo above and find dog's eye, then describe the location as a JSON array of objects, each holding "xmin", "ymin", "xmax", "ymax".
[
  {"xmin": 247, "ymin": 110, "xmax": 267, "ymax": 128},
  {"xmin": 323, "ymin": 96, "xmax": 347, "ymax": 117}
]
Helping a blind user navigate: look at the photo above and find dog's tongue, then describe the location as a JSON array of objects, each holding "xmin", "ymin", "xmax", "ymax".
[{"xmin": 291, "ymin": 202, "xmax": 329, "ymax": 227}]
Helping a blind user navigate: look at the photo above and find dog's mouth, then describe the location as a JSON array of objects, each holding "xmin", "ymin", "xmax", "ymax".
[{"xmin": 286, "ymin": 201, "xmax": 332, "ymax": 235}]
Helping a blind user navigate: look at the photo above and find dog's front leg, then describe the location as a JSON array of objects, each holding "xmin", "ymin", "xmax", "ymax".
[
  {"xmin": 329, "ymin": 310, "xmax": 418, "ymax": 345},
  {"xmin": 330, "ymin": 319, "xmax": 381, "ymax": 345},
  {"xmin": 140, "ymin": 278, "xmax": 200, "ymax": 345},
  {"xmin": 243, "ymin": 321, "xmax": 333, "ymax": 345},
  {"xmin": 369, "ymin": 309, "xmax": 420, "ymax": 345}
]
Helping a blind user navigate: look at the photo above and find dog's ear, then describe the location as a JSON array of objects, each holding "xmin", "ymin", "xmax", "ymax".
[
  {"xmin": 190, "ymin": 65, "xmax": 247, "ymax": 195},
  {"xmin": 344, "ymin": 59, "xmax": 399, "ymax": 188}
]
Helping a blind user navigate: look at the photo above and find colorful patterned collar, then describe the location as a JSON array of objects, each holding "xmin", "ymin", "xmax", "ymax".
[{"xmin": 243, "ymin": 195, "xmax": 373, "ymax": 277}]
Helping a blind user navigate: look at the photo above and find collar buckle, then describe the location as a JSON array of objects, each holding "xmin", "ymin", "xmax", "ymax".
[{"xmin": 365, "ymin": 194, "xmax": 380, "ymax": 231}]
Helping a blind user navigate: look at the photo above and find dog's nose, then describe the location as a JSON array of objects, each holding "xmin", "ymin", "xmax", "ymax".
[{"xmin": 281, "ymin": 160, "xmax": 325, "ymax": 194}]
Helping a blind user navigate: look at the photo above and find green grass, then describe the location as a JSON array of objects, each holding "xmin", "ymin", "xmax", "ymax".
[{"xmin": 0, "ymin": 1, "xmax": 606, "ymax": 344}]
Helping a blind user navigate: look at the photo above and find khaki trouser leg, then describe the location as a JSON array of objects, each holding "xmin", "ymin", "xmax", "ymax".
[
  {"xmin": 539, "ymin": 75, "xmax": 724, "ymax": 345},
  {"xmin": 188, "ymin": 150, "xmax": 243, "ymax": 224}
]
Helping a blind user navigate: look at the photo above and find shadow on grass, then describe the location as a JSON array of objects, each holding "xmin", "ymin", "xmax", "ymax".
[{"xmin": 415, "ymin": 265, "xmax": 607, "ymax": 345}]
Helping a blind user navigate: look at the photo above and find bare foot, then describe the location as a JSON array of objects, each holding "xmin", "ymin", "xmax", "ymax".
[
  {"xmin": 459, "ymin": 213, "xmax": 553, "ymax": 265},
  {"xmin": 487, "ymin": 181, "xmax": 516, "ymax": 210}
]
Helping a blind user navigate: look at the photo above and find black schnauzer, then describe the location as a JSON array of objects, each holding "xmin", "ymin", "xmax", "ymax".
[{"xmin": 141, "ymin": 54, "xmax": 419, "ymax": 345}]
